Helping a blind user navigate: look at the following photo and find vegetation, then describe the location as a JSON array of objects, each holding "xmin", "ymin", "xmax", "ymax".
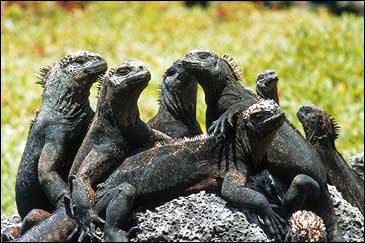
[{"xmin": 1, "ymin": 2, "xmax": 363, "ymax": 214}]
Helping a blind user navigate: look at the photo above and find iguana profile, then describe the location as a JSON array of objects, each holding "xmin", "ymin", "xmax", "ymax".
[
  {"xmin": 15, "ymin": 50, "xmax": 108, "ymax": 219},
  {"xmin": 68, "ymin": 60, "xmax": 171, "ymax": 241},
  {"xmin": 17, "ymin": 100, "xmax": 291, "ymax": 242},
  {"xmin": 297, "ymin": 104, "xmax": 364, "ymax": 215},
  {"xmin": 148, "ymin": 59, "xmax": 202, "ymax": 138},
  {"xmin": 181, "ymin": 49, "xmax": 343, "ymax": 241}
]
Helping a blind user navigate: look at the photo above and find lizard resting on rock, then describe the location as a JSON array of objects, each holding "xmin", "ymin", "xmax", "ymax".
[
  {"xmin": 17, "ymin": 99, "xmax": 291, "ymax": 242},
  {"xmin": 15, "ymin": 50, "xmax": 107, "ymax": 220},
  {"xmin": 67, "ymin": 60, "xmax": 170, "ymax": 241},
  {"xmin": 181, "ymin": 49, "xmax": 343, "ymax": 241},
  {"xmin": 297, "ymin": 104, "xmax": 364, "ymax": 215},
  {"xmin": 148, "ymin": 59, "xmax": 202, "ymax": 138}
]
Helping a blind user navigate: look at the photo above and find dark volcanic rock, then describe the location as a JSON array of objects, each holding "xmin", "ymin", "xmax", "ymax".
[
  {"xmin": 2, "ymin": 186, "xmax": 363, "ymax": 242},
  {"xmin": 130, "ymin": 191, "xmax": 270, "ymax": 242},
  {"xmin": 328, "ymin": 185, "xmax": 364, "ymax": 242}
]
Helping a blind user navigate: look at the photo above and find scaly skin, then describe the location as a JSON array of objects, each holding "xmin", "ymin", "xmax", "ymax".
[
  {"xmin": 18, "ymin": 100, "xmax": 290, "ymax": 242},
  {"xmin": 297, "ymin": 105, "xmax": 364, "ymax": 215},
  {"xmin": 181, "ymin": 49, "xmax": 343, "ymax": 241},
  {"xmin": 15, "ymin": 50, "xmax": 107, "ymax": 219},
  {"xmin": 148, "ymin": 59, "xmax": 202, "ymax": 138},
  {"xmin": 256, "ymin": 69, "xmax": 279, "ymax": 105},
  {"xmin": 68, "ymin": 60, "xmax": 170, "ymax": 241},
  {"xmin": 94, "ymin": 99, "xmax": 288, "ymax": 242}
]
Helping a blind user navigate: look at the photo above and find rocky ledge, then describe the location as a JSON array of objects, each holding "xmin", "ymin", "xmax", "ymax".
[{"xmin": 2, "ymin": 184, "xmax": 362, "ymax": 242}]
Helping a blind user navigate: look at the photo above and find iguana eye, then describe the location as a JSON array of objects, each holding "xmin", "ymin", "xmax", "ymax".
[
  {"xmin": 166, "ymin": 69, "xmax": 177, "ymax": 76},
  {"xmin": 117, "ymin": 68, "xmax": 130, "ymax": 76},
  {"xmin": 199, "ymin": 53, "xmax": 210, "ymax": 59},
  {"xmin": 75, "ymin": 57, "xmax": 88, "ymax": 65}
]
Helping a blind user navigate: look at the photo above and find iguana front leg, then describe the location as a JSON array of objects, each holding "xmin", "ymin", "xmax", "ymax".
[
  {"xmin": 38, "ymin": 139, "xmax": 70, "ymax": 208},
  {"xmin": 221, "ymin": 169, "xmax": 287, "ymax": 241},
  {"xmin": 70, "ymin": 144, "xmax": 126, "ymax": 241}
]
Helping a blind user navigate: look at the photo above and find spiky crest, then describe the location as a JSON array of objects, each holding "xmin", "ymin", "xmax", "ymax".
[
  {"xmin": 34, "ymin": 65, "xmax": 52, "ymax": 88},
  {"xmin": 221, "ymin": 54, "xmax": 243, "ymax": 81},
  {"xmin": 329, "ymin": 116, "xmax": 340, "ymax": 140}
]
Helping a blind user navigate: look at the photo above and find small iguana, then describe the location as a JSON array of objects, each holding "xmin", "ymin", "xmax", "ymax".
[
  {"xmin": 15, "ymin": 50, "xmax": 108, "ymax": 219},
  {"xmin": 67, "ymin": 60, "xmax": 171, "ymax": 241},
  {"xmin": 181, "ymin": 49, "xmax": 343, "ymax": 241},
  {"xmin": 18, "ymin": 99, "xmax": 290, "ymax": 242},
  {"xmin": 148, "ymin": 59, "xmax": 202, "ymax": 138},
  {"xmin": 297, "ymin": 104, "xmax": 364, "ymax": 215},
  {"xmin": 256, "ymin": 69, "xmax": 280, "ymax": 104}
]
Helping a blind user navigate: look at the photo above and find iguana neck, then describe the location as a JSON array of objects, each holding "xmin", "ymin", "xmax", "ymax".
[
  {"xmin": 201, "ymin": 73, "xmax": 234, "ymax": 105},
  {"xmin": 41, "ymin": 76, "xmax": 92, "ymax": 119},
  {"xmin": 96, "ymin": 87, "xmax": 140, "ymax": 131},
  {"xmin": 159, "ymin": 78, "xmax": 200, "ymax": 132}
]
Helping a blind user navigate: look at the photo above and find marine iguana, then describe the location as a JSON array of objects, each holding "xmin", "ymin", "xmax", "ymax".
[
  {"xmin": 15, "ymin": 50, "xmax": 108, "ymax": 220},
  {"xmin": 148, "ymin": 59, "xmax": 202, "ymax": 138},
  {"xmin": 255, "ymin": 69, "xmax": 280, "ymax": 104},
  {"xmin": 17, "ymin": 100, "xmax": 293, "ymax": 242},
  {"xmin": 297, "ymin": 104, "xmax": 364, "ymax": 215},
  {"xmin": 181, "ymin": 49, "xmax": 343, "ymax": 241},
  {"xmin": 68, "ymin": 60, "xmax": 171, "ymax": 241}
]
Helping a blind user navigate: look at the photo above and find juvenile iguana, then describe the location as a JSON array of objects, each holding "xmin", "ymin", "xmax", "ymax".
[
  {"xmin": 181, "ymin": 49, "xmax": 343, "ymax": 241},
  {"xmin": 67, "ymin": 60, "xmax": 171, "ymax": 241},
  {"xmin": 15, "ymin": 50, "xmax": 108, "ymax": 219},
  {"xmin": 255, "ymin": 69, "xmax": 280, "ymax": 105},
  {"xmin": 148, "ymin": 59, "xmax": 202, "ymax": 138},
  {"xmin": 18, "ymin": 99, "xmax": 291, "ymax": 242},
  {"xmin": 297, "ymin": 104, "xmax": 364, "ymax": 215}
]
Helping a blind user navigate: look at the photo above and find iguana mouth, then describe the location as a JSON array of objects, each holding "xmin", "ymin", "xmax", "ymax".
[
  {"xmin": 125, "ymin": 69, "xmax": 151, "ymax": 85},
  {"xmin": 84, "ymin": 60, "xmax": 108, "ymax": 75}
]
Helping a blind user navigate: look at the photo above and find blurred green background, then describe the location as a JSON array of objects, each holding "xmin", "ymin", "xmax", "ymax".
[{"xmin": 1, "ymin": 1, "xmax": 364, "ymax": 215}]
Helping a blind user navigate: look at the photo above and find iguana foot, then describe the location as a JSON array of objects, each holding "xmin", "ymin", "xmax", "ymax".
[
  {"xmin": 104, "ymin": 227, "xmax": 129, "ymax": 242},
  {"xmin": 20, "ymin": 209, "xmax": 50, "ymax": 234}
]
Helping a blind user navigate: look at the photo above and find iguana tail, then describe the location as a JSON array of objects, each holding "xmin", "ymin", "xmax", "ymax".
[{"xmin": 16, "ymin": 208, "xmax": 75, "ymax": 242}]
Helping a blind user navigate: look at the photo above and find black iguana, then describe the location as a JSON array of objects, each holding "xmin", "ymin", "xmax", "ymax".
[
  {"xmin": 297, "ymin": 104, "xmax": 364, "ymax": 215},
  {"xmin": 181, "ymin": 49, "xmax": 343, "ymax": 241},
  {"xmin": 15, "ymin": 50, "xmax": 107, "ymax": 220},
  {"xmin": 148, "ymin": 59, "xmax": 202, "ymax": 138}
]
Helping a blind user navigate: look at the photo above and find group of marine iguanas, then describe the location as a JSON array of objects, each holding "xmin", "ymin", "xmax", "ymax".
[{"xmin": 5, "ymin": 49, "xmax": 363, "ymax": 242}]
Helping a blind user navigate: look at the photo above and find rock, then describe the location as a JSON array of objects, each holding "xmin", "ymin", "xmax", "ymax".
[
  {"xmin": 328, "ymin": 185, "xmax": 364, "ymax": 242},
  {"xmin": 1, "ymin": 186, "xmax": 363, "ymax": 242},
  {"xmin": 1, "ymin": 215, "xmax": 21, "ymax": 242},
  {"xmin": 349, "ymin": 152, "xmax": 364, "ymax": 180},
  {"xmin": 130, "ymin": 191, "xmax": 270, "ymax": 242}
]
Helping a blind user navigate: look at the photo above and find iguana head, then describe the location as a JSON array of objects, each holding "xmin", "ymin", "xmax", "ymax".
[
  {"xmin": 97, "ymin": 60, "xmax": 151, "ymax": 127},
  {"xmin": 181, "ymin": 49, "xmax": 242, "ymax": 89},
  {"xmin": 256, "ymin": 69, "xmax": 279, "ymax": 104},
  {"xmin": 39, "ymin": 50, "xmax": 107, "ymax": 115},
  {"xmin": 236, "ymin": 99, "xmax": 285, "ymax": 167},
  {"xmin": 40, "ymin": 50, "xmax": 107, "ymax": 88},
  {"xmin": 297, "ymin": 105, "xmax": 339, "ymax": 147}
]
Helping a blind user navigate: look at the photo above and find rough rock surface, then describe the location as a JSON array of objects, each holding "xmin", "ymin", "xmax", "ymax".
[
  {"xmin": 1, "ymin": 186, "xmax": 363, "ymax": 242},
  {"xmin": 130, "ymin": 191, "xmax": 270, "ymax": 242},
  {"xmin": 328, "ymin": 185, "xmax": 364, "ymax": 242},
  {"xmin": 349, "ymin": 152, "xmax": 364, "ymax": 180},
  {"xmin": 1, "ymin": 215, "xmax": 21, "ymax": 242}
]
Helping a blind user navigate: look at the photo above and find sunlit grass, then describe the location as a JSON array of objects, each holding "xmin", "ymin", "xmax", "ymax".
[{"xmin": 1, "ymin": 2, "xmax": 363, "ymax": 215}]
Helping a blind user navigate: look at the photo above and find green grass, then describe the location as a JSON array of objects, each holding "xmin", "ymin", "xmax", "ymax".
[{"xmin": 1, "ymin": 2, "xmax": 364, "ymax": 215}]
